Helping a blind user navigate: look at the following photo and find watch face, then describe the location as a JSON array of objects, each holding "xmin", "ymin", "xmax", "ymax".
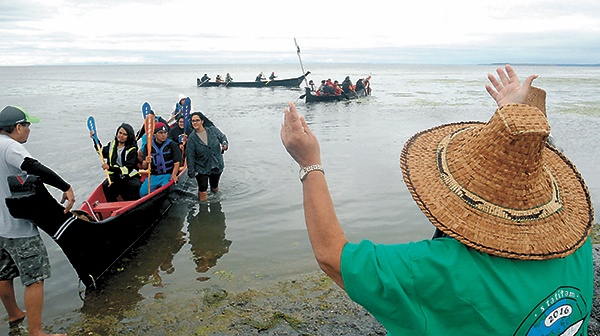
[
  {"xmin": 299, "ymin": 164, "xmax": 323, "ymax": 181},
  {"xmin": 299, "ymin": 167, "xmax": 307, "ymax": 180}
]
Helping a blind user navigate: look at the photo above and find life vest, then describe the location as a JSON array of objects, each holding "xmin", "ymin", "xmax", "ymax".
[
  {"xmin": 107, "ymin": 141, "xmax": 140, "ymax": 178},
  {"xmin": 151, "ymin": 139, "xmax": 175, "ymax": 175}
]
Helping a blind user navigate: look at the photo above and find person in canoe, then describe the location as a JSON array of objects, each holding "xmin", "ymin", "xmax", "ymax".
[
  {"xmin": 136, "ymin": 110, "xmax": 169, "ymax": 148},
  {"xmin": 186, "ymin": 112, "xmax": 228, "ymax": 203},
  {"xmin": 268, "ymin": 72, "xmax": 277, "ymax": 81},
  {"xmin": 200, "ymin": 74, "xmax": 211, "ymax": 84},
  {"xmin": 90, "ymin": 123, "xmax": 141, "ymax": 202},
  {"xmin": 225, "ymin": 73, "xmax": 233, "ymax": 83},
  {"xmin": 138, "ymin": 122, "xmax": 182, "ymax": 197},
  {"xmin": 168, "ymin": 93, "xmax": 187, "ymax": 126},
  {"xmin": 0, "ymin": 106, "xmax": 73, "ymax": 336},
  {"xmin": 342, "ymin": 76, "xmax": 355, "ymax": 94},
  {"xmin": 255, "ymin": 72, "xmax": 265, "ymax": 82},
  {"xmin": 168, "ymin": 115, "xmax": 192, "ymax": 154}
]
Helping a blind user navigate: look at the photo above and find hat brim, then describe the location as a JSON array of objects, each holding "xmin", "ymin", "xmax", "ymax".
[
  {"xmin": 400, "ymin": 121, "xmax": 593, "ymax": 260},
  {"xmin": 26, "ymin": 114, "xmax": 40, "ymax": 123}
]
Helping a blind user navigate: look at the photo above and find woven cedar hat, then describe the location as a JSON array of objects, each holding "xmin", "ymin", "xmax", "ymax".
[{"xmin": 400, "ymin": 87, "xmax": 593, "ymax": 260}]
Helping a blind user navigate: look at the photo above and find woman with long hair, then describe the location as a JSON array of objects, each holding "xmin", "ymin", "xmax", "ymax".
[{"xmin": 186, "ymin": 112, "xmax": 228, "ymax": 202}]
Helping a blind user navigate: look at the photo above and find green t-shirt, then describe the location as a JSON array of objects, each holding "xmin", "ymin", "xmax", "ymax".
[{"xmin": 341, "ymin": 237, "xmax": 593, "ymax": 335}]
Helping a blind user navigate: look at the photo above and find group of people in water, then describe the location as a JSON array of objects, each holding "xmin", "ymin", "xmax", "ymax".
[
  {"xmin": 90, "ymin": 94, "xmax": 228, "ymax": 204},
  {"xmin": 200, "ymin": 72, "xmax": 278, "ymax": 83},
  {"xmin": 308, "ymin": 75, "xmax": 372, "ymax": 97}
]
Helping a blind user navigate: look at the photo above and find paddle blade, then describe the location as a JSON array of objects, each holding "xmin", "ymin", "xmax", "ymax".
[
  {"xmin": 183, "ymin": 97, "xmax": 191, "ymax": 132},
  {"xmin": 142, "ymin": 102, "xmax": 151, "ymax": 119},
  {"xmin": 144, "ymin": 115, "xmax": 155, "ymax": 139},
  {"xmin": 87, "ymin": 116, "xmax": 99, "ymax": 144}
]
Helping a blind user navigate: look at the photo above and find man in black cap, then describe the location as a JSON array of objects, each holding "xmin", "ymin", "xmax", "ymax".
[
  {"xmin": 138, "ymin": 122, "xmax": 182, "ymax": 197},
  {"xmin": 0, "ymin": 105, "xmax": 73, "ymax": 336}
]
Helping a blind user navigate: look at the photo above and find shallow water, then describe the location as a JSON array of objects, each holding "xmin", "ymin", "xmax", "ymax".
[{"xmin": 0, "ymin": 64, "xmax": 598, "ymax": 333}]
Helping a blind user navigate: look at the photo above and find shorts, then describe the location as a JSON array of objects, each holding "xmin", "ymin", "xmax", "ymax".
[{"xmin": 0, "ymin": 235, "xmax": 51, "ymax": 286}]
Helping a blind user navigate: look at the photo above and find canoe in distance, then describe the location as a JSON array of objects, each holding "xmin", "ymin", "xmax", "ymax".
[
  {"xmin": 197, "ymin": 72, "xmax": 310, "ymax": 88},
  {"xmin": 303, "ymin": 87, "xmax": 370, "ymax": 103}
]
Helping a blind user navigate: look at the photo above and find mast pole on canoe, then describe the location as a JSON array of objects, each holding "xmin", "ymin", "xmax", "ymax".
[{"xmin": 294, "ymin": 38, "xmax": 309, "ymax": 87}]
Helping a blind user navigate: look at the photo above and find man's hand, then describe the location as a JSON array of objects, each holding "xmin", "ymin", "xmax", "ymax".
[
  {"xmin": 61, "ymin": 187, "xmax": 75, "ymax": 214},
  {"xmin": 485, "ymin": 64, "xmax": 538, "ymax": 107},
  {"xmin": 280, "ymin": 102, "xmax": 321, "ymax": 167}
]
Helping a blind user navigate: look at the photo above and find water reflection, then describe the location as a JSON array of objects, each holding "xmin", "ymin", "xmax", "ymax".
[
  {"xmin": 78, "ymin": 202, "xmax": 187, "ymax": 318},
  {"xmin": 187, "ymin": 202, "xmax": 232, "ymax": 281}
]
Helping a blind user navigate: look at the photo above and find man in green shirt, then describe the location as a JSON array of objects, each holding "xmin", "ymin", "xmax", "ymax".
[{"xmin": 280, "ymin": 65, "xmax": 593, "ymax": 335}]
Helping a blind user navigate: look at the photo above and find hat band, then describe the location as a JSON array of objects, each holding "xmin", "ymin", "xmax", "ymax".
[{"xmin": 436, "ymin": 128, "xmax": 563, "ymax": 222}]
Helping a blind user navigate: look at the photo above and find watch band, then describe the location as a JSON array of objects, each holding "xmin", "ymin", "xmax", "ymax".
[{"xmin": 299, "ymin": 164, "xmax": 324, "ymax": 182}]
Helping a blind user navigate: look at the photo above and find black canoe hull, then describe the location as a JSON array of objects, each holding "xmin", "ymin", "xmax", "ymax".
[
  {"xmin": 304, "ymin": 87, "xmax": 369, "ymax": 103},
  {"xmin": 197, "ymin": 72, "xmax": 310, "ymax": 88},
  {"xmin": 6, "ymin": 172, "xmax": 186, "ymax": 289}
]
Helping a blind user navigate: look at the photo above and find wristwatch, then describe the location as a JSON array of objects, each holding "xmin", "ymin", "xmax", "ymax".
[{"xmin": 299, "ymin": 164, "xmax": 324, "ymax": 182}]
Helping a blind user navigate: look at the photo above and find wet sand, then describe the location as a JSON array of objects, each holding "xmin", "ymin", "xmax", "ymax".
[{"xmin": 14, "ymin": 229, "xmax": 600, "ymax": 335}]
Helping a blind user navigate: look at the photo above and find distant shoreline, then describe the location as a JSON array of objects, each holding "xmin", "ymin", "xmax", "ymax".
[
  {"xmin": 486, "ymin": 63, "xmax": 600, "ymax": 67},
  {"xmin": 1, "ymin": 63, "xmax": 600, "ymax": 68}
]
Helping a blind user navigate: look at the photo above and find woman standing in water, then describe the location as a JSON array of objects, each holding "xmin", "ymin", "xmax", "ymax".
[{"xmin": 186, "ymin": 112, "xmax": 228, "ymax": 202}]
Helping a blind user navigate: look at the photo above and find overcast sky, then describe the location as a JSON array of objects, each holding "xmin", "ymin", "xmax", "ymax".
[{"xmin": 0, "ymin": 0, "xmax": 599, "ymax": 66}]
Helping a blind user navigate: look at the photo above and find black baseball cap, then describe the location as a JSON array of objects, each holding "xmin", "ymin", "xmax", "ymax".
[{"xmin": 0, "ymin": 106, "xmax": 40, "ymax": 127}]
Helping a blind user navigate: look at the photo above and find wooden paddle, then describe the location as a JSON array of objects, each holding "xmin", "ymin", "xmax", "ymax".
[
  {"xmin": 180, "ymin": 97, "xmax": 192, "ymax": 160},
  {"xmin": 142, "ymin": 101, "xmax": 151, "ymax": 118},
  {"xmin": 294, "ymin": 38, "xmax": 310, "ymax": 87},
  {"xmin": 198, "ymin": 78, "xmax": 209, "ymax": 87},
  {"xmin": 135, "ymin": 102, "xmax": 152, "ymax": 141},
  {"xmin": 144, "ymin": 114, "xmax": 155, "ymax": 195},
  {"xmin": 87, "ymin": 116, "xmax": 112, "ymax": 186},
  {"xmin": 182, "ymin": 97, "xmax": 191, "ymax": 133}
]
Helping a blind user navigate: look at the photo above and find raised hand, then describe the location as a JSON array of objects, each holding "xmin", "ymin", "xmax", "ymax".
[
  {"xmin": 280, "ymin": 102, "xmax": 321, "ymax": 168},
  {"xmin": 485, "ymin": 64, "xmax": 538, "ymax": 107}
]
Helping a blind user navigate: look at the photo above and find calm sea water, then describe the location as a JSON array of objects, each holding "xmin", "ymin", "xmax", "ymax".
[{"xmin": 0, "ymin": 63, "xmax": 598, "ymax": 332}]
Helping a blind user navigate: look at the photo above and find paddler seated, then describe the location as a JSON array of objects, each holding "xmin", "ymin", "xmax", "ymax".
[
  {"xmin": 138, "ymin": 122, "xmax": 182, "ymax": 197},
  {"xmin": 168, "ymin": 115, "xmax": 192, "ymax": 153},
  {"xmin": 90, "ymin": 123, "xmax": 141, "ymax": 202},
  {"xmin": 342, "ymin": 76, "xmax": 355, "ymax": 94},
  {"xmin": 355, "ymin": 78, "xmax": 365, "ymax": 93}
]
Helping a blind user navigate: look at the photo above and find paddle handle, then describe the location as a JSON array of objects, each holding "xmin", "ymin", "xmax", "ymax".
[
  {"xmin": 144, "ymin": 115, "xmax": 155, "ymax": 194},
  {"xmin": 95, "ymin": 143, "xmax": 112, "ymax": 186},
  {"xmin": 294, "ymin": 38, "xmax": 309, "ymax": 87}
]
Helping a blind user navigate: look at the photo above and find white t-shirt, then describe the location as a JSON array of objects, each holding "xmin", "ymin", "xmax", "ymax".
[{"xmin": 0, "ymin": 134, "xmax": 38, "ymax": 238}]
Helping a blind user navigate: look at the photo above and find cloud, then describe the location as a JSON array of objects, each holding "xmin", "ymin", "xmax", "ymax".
[{"xmin": 0, "ymin": 0, "xmax": 599, "ymax": 65}]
